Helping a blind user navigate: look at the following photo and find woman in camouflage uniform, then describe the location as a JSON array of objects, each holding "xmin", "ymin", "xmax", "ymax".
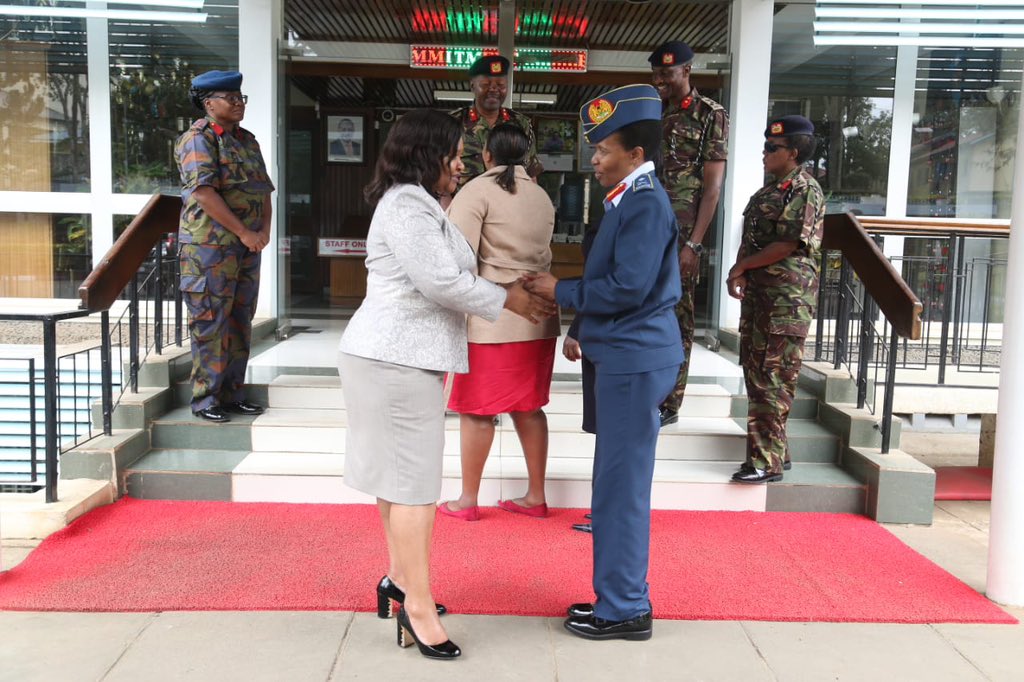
[
  {"xmin": 726, "ymin": 115, "xmax": 825, "ymax": 484},
  {"xmin": 175, "ymin": 70, "xmax": 274, "ymax": 423}
]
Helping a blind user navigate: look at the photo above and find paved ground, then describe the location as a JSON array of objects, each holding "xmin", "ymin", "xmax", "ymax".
[{"xmin": 2, "ymin": 499, "xmax": 1022, "ymax": 682}]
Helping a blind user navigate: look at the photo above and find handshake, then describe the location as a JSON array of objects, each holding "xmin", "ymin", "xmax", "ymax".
[{"xmin": 501, "ymin": 272, "xmax": 560, "ymax": 324}]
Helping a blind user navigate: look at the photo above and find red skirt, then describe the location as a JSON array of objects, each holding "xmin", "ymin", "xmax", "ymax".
[{"xmin": 448, "ymin": 338, "xmax": 556, "ymax": 415}]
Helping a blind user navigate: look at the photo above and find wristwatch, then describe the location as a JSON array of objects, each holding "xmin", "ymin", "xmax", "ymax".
[{"xmin": 685, "ymin": 240, "xmax": 704, "ymax": 256}]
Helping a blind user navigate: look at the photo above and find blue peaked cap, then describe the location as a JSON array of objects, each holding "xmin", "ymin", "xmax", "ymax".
[
  {"xmin": 579, "ymin": 84, "xmax": 662, "ymax": 144},
  {"xmin": 191, "ymin": 70, "xmax": 243, "ymax": 91}
]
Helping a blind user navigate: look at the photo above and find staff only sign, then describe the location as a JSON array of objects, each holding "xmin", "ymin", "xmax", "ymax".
[{"xmin": 318, "ymin": 238, "xmax": 367, "ymax": 257}]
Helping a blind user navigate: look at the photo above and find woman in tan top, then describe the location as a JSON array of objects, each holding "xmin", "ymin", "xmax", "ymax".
[{"xmin": 440, "ymin": 123, "xmax": 560, "ymax": 520}]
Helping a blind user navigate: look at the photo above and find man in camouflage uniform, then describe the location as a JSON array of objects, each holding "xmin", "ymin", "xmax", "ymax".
[
  {"xmin": 649, "ymin": 41, "xmax": 729, "ymax": 427},
  {"xmin": 727, "ymin": 115, "xmax": 825, "ymax": 483},
  {"xmin": 449, "ymin": 55, "xmax": 543, "ymax": 189},
  {"xmin": 175, "ymin": 70, "xmax": 275, "ymax": 423}
]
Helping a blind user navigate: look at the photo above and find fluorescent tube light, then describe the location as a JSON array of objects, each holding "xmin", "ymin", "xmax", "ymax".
[
  {"xmin": 813, "ymin": 21, "xmax": 1024, "ymax": 34},
  {"xmin": 433, "ymin": 91, "xmax": 557, "ymax": 105},
  {"xmin": 813, "ymin": 34, "xmax": 1024, "ymax": 47},
  {"xmin": 60, "ymin": 0, "xmax": 205, "ymax": 7},
  {"xmin": 816, "ymin": 8, "xmax": 1024, "ymax": 19},
  {"xmin": 0, "ymin": 5, "xmax": 208, "ymax": 22}
]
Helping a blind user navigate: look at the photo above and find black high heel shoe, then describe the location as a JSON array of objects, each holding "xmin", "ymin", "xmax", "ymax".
[
  {"xmin": 376, "ymin": 576, "xmax": 448, "ymax": 619},
  {"xmin": 396, "ymin": 607, "xmax": 461, "ymax": 659}
]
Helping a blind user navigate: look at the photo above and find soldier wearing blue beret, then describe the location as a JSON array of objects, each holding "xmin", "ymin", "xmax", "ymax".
[
  {"xmin": 647, "ymin": 40, "xmax": 730, "ymax": 428},
  {"xmin": 727, "ymin": 114, "xmax": 825, "ymax": 482},
  {"xmin": 448, "ymin": 55, "xmax": 543, "ymax": 195},
  {"xmin": 526, "ymin": 85, "xmax": 683, "ymax": 642},
  {"xmin": 174, "ymin": 70, "xmax": 275, "ymax": 422}
]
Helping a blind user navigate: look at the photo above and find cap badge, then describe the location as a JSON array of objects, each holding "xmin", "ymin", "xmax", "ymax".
[
  {"xmin": 490, "ymin": 62, "xmax": 502, "ymax": 74},
  {"xmin": 770, "ymin": 122, "xmax": 784, "ymax": 135},
  {"xmin": 662, "ymin": 53, "xmax": 675, "ymax": 65},
  {"xmin": 588, "ymin": 98, "xmax": 613, "ymax": 124}
]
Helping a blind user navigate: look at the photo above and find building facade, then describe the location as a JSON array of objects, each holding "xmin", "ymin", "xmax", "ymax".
[{"xmin": 1, "ymin": 0, "xmax": 1019, "ymax": 330}]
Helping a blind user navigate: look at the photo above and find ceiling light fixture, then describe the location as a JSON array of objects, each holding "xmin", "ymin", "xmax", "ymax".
[{"xmin": 0, "ymin": 4, "xmax": 208, "ymax": 23}]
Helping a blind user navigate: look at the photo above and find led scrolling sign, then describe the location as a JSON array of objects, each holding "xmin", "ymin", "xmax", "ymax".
[{"xmin": 410, "ymin": 45, "xmax": 589, "ymax": 73}]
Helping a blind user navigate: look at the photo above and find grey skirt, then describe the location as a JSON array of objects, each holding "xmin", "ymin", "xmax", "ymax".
[{"xmin": 338, "ymin": 351, "xmax": 446, "ymax": 505}]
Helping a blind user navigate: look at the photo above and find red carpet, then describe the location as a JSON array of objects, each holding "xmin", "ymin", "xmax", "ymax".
[
  {"xmin": 934, "ymin": 466, "xmax": 993, "ymax": 501},
  {"xmin": 0, "ymin": 498, "xmax": 1014, "ymax": 623}
]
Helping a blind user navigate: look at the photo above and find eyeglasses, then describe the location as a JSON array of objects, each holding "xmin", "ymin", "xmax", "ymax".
[
  {"xmin": 208, "ymin": 94, "xmax": 248, "ymax": 105},
  {"xmin": 764, "ymin": 141, "xmax": 792, "ymax": 153}
]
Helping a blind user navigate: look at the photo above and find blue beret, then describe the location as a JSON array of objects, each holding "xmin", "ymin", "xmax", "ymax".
[
  {"xmin": 648, "ymin": 41, "xmax": 694, "ymax": 67},
  {"xmin": 765, "ymin": 115, "xmax": 815, "ymax": 138},
  {"xmin": 468, "ymin": 55, "xmax": 510, "ymax": 78},
  {"xmin": 580, "ymin": 84, "xmax": 662, "ymax": 144},
  {"xmin": 191, "ymin": 70, "xmax": 243, "ymax": 91}
]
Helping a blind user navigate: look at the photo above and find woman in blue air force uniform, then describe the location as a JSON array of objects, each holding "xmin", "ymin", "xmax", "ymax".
[{"xmin": 526, "ymin": 84, "xmax": 682, "ymax": 641}]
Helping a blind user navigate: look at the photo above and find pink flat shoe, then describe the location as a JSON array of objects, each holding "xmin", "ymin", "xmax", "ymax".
[
  {"xmin": 498, "ymin": 499, "xmax": 549, "ymax": 518},
  {"xmin": 437, "ymin": 501, "xmax": 481, "ymax": 521}
]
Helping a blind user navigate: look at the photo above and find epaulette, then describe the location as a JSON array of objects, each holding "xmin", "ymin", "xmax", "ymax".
[{"xmin": 632, "ymin": 172, "xmax": 656, "ymax": 193}]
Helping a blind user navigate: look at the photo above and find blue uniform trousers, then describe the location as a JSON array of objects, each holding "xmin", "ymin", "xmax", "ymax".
[{"xmin": 591, "ymin": 362, "xmax": 679, "ymax": 622}]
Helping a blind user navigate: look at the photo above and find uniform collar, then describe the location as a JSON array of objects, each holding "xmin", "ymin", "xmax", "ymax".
[
  {"xmin": 774, "ymin": 165, "xmax": 802, "ymax": 189},
  {"xmin": 468, "ymin": 106, "xmax": 512, "ymax": 125},
  {"xmin": 664, "ymin": 86, "xmax": 699, "ymax": 113},
  {"xmin": 605, "ymin": 161, "xmax": 655, "ymax": 209},
  {"xmin": 207, "ymin": 118, "xmax": 240, "ymax": 138}
]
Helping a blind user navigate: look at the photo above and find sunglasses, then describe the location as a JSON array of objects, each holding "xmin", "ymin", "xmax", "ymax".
[
  {"xmin": 208, "ymin": 94, "xmax": 248, "ymax": 105},
  {"xmin": 764, "ymin": 141, "xmax": 792, "ymax": 153}
]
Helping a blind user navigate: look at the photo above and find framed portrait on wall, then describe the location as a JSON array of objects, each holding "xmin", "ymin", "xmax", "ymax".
[{"xmin": 326, "ymin": 115, "xmax": 365, "ymax": 163}]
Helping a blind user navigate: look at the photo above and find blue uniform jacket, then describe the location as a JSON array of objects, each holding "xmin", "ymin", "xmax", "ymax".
[{"xmin": 555, "ymin": 171, "xmax": 684, "ymax": 375}]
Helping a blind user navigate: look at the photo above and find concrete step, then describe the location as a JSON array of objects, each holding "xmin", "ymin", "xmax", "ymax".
[
  {"xmin": 265, "ymin": 374, "xmax": 734, "ymax": 418},
  {"xmin": 123, "ymin": 448, "xmax": 863, "ymax": 514}
]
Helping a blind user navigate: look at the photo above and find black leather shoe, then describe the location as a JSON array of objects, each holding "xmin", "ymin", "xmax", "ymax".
[
  {"xmin": 194, "ymin": 406, "xmax": 230, "ymax": 422},
  {"xmin": 567, "ymin": 602, "xmax": 594, "ymax": 618},
  {"xmin": 564, "ymin": 611, "xmax": 653, "ymax": 641},
  {"xmin": 376, "ymin": 575, "xmax": 447, "ymax": 619},
  {"xmin": 659, "ymin": 407, "xmax": 678, "ymax": 427},
  {"xmin": 783, "ymin": 461, "xmax": 793, "ymax": 471},
  {"xmin": 572, "ymin": 522, "xmax": 592, "ymax": 534},
  {"xmin": 396, "ymin": 607, "xmax": 461, "ymax": 659},
  {"xmin": 731, "ymin": 467, "xmax": 783, "ymax": 484},
  {"xmin": 735, "ymin": 461, "xmax": 791, "ymax": 475},
  {"xmin": 584, "ymin": 513, "xmax": 592, "ymax": 520},
  {"xmin": 223, "ymin": 400, "xmax": 265, "ymax": 415}
]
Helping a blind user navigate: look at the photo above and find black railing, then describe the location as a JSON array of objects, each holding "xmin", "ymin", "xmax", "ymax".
[
  {"xmin": 813, "ymin": 220, "xmax": 1007, "ymax": 392},
  {"xmin": 0, "ymin": 193, "xmax": 183, "ymax": 502},
  {"xmin": 815, "ymin": 214, "xmax": 924, "ymax": 454}
]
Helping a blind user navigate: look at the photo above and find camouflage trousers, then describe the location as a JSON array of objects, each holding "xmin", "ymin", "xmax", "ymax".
[
  {"xmin": 739, "ymin": 317, "xmax": 807, "ymax": 473},
  {"xmin": 179, "ymin": 243, "xmax": 261, "ymax": 412},
  {"xmin": 661, "ymin": 266, "xmax": 696, "ymax": 413}
]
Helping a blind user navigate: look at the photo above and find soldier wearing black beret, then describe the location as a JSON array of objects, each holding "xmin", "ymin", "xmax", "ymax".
[
  {"xmin": 448, "ymin": 54, "xmax": 543, "ymax": 195},
  {"xmin": 648, "ymin": 40, "xmax": 730, "ymax": 429},
  {"xmin": 727, "ymin": 115, "xmax": 824, "ymax": 483}
]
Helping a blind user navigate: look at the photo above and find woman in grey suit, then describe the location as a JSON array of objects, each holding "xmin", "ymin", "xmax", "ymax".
[{"xmin": 338, "ymin": 109, "xmax": 553, "ymax": 660}]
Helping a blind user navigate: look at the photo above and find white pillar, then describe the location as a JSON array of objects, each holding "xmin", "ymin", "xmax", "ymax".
[
  {"xmin": 86, "ymin": 14, "xmax": 114, "ymax": 268},
  {"xmin": 239, "ymin": 0, "xmax": 282, "ymax": 319},
  {"xmin": 882, "ymin": 44, "xmax": 919, "ymax": 262},
  {"xmin": 986, "ymin": 69, "xmax": 1024, "ymax": 607},
  {"xmin": 499, "ymin": 0, "xmax": 515, "ymax": 106},
  {"xmin": 719, "ymin": 0, "xmax": 774, "ymax": 329}
]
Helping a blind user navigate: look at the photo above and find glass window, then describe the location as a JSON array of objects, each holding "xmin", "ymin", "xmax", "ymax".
[
  {"xmin": 0, "ymin": 213, "xmax": 91, "ymax": 298},
  {"xmin": 1, "ymin": 17, "xmax": 90, "ymax": 192},
  {"xmin": 769, "ymin": 4, "xmax": 896, "ymax": 215},
  {"xmin": 109, "ymin": 2, "xmax": 239, "ymax": 193},
  {"xmin": 907, "ymin": 48, "xmax": 1023, "ymax": 219}
]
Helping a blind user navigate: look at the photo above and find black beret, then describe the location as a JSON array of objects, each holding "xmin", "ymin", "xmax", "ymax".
[
  {"xmin": 648, "ymin": 41, "xmax": 694, "ymax": 67},
  {"xmin": 765, "ymin": 115, "xmax": 815, "ymax": 138},
  {"xmin": 468, "ymin": 55, "xmax": 510, "ymax": 78}
]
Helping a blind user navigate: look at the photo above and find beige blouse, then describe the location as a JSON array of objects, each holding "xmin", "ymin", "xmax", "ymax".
[{"xmin": 448, "ymin": 165, "xmax": 561, "ymax": 343}]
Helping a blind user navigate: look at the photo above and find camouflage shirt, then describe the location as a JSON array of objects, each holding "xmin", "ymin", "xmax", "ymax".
[
  {"xmin": 175, "ymin": 118, "xmax": 275, "ymax": 246},
  {"xmin": 450, "ymin": 106, "xmax": 543, "ymax": 185},
  {"xmin": 741, "ymin": 166, "xmax": 826, "ymax": 335},
  {"xmin": 658, "ymin": 88, "xmax": 729, "ymax": 235}
]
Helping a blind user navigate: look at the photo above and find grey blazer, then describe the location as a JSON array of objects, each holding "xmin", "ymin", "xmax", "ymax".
[{"xmin": 339, "ymin": 183, "xmax": 507, "ymax": 373}]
